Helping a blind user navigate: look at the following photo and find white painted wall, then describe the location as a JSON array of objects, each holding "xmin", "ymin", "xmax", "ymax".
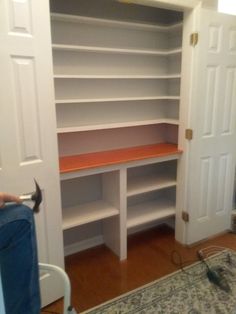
[
  {"xmin": 218, "ymin": 0, "xmax": 236, "ymax": 15},
  {"xmin": 201, "ymin": 0, "xmax": 218, "ymax": 10}
]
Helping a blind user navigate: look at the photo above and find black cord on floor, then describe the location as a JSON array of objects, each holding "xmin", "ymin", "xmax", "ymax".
[{"xmin": 171, "ymin": 250, "xmax": 206, "ymax": 277}]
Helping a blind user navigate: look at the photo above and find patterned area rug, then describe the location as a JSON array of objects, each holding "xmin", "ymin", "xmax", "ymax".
[{"xmin": 82, "ymin": 250, "xmax": 236, "ymax": 314}]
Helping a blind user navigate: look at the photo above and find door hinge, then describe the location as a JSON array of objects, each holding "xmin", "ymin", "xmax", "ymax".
[
  {"xmin": 182, "ymin": 211, "xmax": 189, "ymax": 222},
  {"xmin": 190, "ymin": 32, "xmax": 198, "ymax": 47},
  {"xmin": 185, "ymin": 129, "xmax": 193, "ymax": 140}
]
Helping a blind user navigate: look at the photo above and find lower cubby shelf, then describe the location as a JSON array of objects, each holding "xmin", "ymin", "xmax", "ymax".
[
  {"xmin": 61, "ymin": 170, "xmax": 123, "ymax": 258},
  {"xmin": 127, "ymin": 159, "xmax": 177, "ymax": 197},
  {"xmin": 62, "ymin": 200, "xmax": 119, "ymax": 230},
  {"xmin": 127, "ymin": 174, "xmax": 176, "ymax": 196},
  {"xmin": 127, "ymin": 198, "xmax": 175, "ymax": 229},
  {"xmin": 60, "ymin": 146, "xmax": 181, "ymax": 260}
]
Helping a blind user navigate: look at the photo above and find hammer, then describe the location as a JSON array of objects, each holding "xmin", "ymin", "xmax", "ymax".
[{"xmin": 19, "ymin": 180, "xmax": 42, "ymax": 213}]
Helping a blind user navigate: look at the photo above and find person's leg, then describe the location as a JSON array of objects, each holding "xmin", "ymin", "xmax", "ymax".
[{"xmin": 0, "ymin": 204, "xmax": 41, "ymax": 314}]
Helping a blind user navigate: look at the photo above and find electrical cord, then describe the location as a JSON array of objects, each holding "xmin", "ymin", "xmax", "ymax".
[
  {"xmin": 171, "ymin": 247, "xmax": 232, "ymax": 292},
  {"xmin": 197, "ymin": 249, "xmax": 231, "ymax": 292},
  {"xmin": 170, "ymin": 249, "xmax": 207, "ymax": 308},
  {"xmin": 171, "ymin": 250, "xmax": 206, "ymax": 278}
]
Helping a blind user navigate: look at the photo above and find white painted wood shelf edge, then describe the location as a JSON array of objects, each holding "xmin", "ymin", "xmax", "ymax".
[
  {"xmin": 127, "ymin": 199, "xmax": 175, "ymax": 229},
  {"xmin": 54, "ymin": 74, "xmax": 181, "ymax": 79},
  {"xmin": 51, "ymin": 13, "xmax": 183, "ymax": 32},
  {"xmin": 52, "ymin": 44, "xmax": 182, "ymax": 56},
  {"xmin": 127, "ymin": 174, "xmax": 177, "ymax": 197},
  {"xmin": 57, "ymin": 118, "xmax": 179, "ymax": 133},
  {"xmin": 62, "ymin": 200, "xmax": 119, "ymax": 230},
  {"xmin": 55, "ymin": 96, "xmax": 180, "ymax": 104}
]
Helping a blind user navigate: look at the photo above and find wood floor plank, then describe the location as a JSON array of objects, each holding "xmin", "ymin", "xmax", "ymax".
[{"xmin": 42, "ymin": 225, "xmax": 236, "ymax": 313}]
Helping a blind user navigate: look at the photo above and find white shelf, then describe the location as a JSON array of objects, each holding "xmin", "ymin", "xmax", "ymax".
[
  {"xmin": 62, "ymin": 200, "xmax": 119, "ymax": 230},
  {"xmin": 52, "ymin": 3, "xmax": 183, "ymax": 259},
  {"xmin": 54, "ymin": 74, "xmax": 181, "ymax": 79},
  {"xmin": 127, "ymin": 174, "xmax": 177, "ymax": 197},
  {"xmin": 51, "ymin": 13, "xmax": 183, "ymax": 33},
  {"xmin": 127, "ymin": 199, "xmax": 175, "ymax": 229},
  {"xmin": 57, "ymin": 118, "xmax": 179, "ymax": 133},
  {"xmin": 52, "ymin": 44, "xmax": 182, "ymax": 56},
  {"xmin": 55, "ymin": 96, "xmax": 180, "ymax": 104}
]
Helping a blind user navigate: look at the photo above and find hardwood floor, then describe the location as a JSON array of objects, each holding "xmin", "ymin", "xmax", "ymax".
[{"xmin": 42, "ymin": 224, "xmax": 236, "ymax": 313}]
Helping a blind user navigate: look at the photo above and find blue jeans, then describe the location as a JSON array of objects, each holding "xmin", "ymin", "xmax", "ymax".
[{"xmin": 0, "ymin": 204, "xmax": 41, "ymax": 314}]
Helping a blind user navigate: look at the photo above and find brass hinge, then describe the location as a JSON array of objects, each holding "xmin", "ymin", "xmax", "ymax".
[
  {"xmin": 185, "ymin": 129, "xmax": 193, "ymax": 140},
  {"xmin": 190, "ymin": 32, "xmax": 199, "ymax": 47},
  {"xmin": 182, "ymin": 211, "xmax": 189, "ymax": 222}
]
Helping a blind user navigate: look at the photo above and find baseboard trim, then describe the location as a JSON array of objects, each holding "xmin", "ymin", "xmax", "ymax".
[
  {"xmin": 64, "ymin": 235, "xmax": 104, "ymax": 256},
  {"xmin": 64, "ymin": 218, "xmax": 175, "ymax": 256}
]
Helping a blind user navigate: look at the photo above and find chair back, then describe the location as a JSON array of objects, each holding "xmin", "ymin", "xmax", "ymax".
[{"xmin": 0, "ymin": 274, "xmax": 6, "ymax": 314}]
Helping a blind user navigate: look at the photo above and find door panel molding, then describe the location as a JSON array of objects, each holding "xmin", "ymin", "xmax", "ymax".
[
  {"xmin": 12, "ymin": 56, "xmax": 42, "ymax": 164},
  {"xmin": 203, "ymin": 66, "xmax": 219, "ymax": 137},
  {"xmin": 8, "ymin": 0, "xmax": 33, "ymax": 35},
  {"xmin": 198, "ymin": 156, "xmax": 212, "ymax": 220}
]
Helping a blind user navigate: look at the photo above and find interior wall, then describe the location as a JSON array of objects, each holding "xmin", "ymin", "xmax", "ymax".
[
  {"xmin": 57, "ymin": 124, "xmax": 176, "ymax": 156},
  {"xmin": 201, "ymin": 0, "xmax": 218, "ymax": 10},
  {"xmin": 50, "ymin": 0, "xmax": 183, "ymax": 24}
]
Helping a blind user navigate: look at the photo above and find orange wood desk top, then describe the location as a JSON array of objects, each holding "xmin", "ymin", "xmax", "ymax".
[{"xmin": 59, "ymin": 143, "xmax": 182, "ymax": 173}]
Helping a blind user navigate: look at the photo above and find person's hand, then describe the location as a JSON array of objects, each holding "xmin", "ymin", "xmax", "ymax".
[{"xmin": 0, "ymin": 193, "xmax": 21, "ymax": 208}]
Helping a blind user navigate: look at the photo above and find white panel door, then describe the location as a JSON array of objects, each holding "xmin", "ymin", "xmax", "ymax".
[
  {"xmin": 186, "ymin": 7, "xmax": 236, "ymax": 244},
  {"xmin": 0, "ymin": 0, "xmax": 64, "ymax": 307}
]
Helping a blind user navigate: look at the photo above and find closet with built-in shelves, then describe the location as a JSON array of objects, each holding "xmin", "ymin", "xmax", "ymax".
[{"xmin": 50, "ymin": 0, "xmax": 183, "ymax": 260}]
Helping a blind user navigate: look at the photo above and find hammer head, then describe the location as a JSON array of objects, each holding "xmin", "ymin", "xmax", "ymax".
[{"xmin": 31, "ymin": 179, "xmax": 42, "ymax": 213}]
